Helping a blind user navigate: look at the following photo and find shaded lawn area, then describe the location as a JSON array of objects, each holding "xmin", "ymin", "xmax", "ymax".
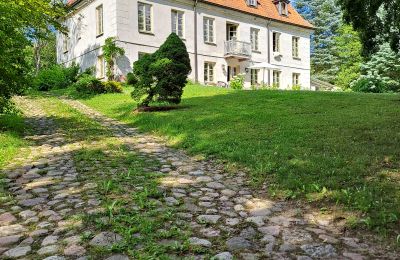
[{"xmin": 54, "ymin": 84, "xmax": 400, "ymax": 231}]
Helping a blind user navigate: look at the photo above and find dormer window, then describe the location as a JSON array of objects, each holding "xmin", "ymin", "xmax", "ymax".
[
  {"xmin": 274, "ymin": 0, "xmax": 289, "ymax": 16},
  {"xmin": 246, "ymin": 0, "xmax": 257, "ymax": 7}
]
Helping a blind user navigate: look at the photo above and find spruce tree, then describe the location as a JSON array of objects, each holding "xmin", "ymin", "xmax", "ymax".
[{"xmin": 294, "ymin": 0, "xmax": 342, "ymax": 83}]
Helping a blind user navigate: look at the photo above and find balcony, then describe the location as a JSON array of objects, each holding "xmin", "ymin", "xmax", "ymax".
[{"xmin": 224, "ymin": 40, "xmax": 252, "ymax": 60}]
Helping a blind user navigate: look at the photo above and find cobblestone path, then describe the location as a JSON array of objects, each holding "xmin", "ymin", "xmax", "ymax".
[{"xmin": 0, "ymin": 96, "xmax": 397, "ymax": 259}]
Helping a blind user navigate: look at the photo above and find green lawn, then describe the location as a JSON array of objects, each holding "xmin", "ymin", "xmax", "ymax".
[{"xmin": 54, "ymin": 84, "xmax": 400, "ymax": 231}]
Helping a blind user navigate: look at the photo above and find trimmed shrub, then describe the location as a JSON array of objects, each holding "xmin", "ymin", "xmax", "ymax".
[
  {"xmin": 131, "ymin": 33, "xmax": 191, "ymax": 107},
  {"xmin": 74, "ymin": 74, "xmax": 104, "ymax": 94},
  {"xmin": 103, "ymin": 81, "xmax": 123, "ymax": 93}
]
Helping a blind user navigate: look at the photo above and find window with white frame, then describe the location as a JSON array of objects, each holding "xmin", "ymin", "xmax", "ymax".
[
  {"xmin": 276, "ymin": 0, "xmax": 288, "ymax": 16},
  {"xmin": 204, "ymin": 62, "xmax": 215, "ymax": 83},
  {"xmin": 273, "ymin": 70, "xmax": 280, "ymax": 87},
  {"xmin": 292, "ymin": 36, "xmax": 299, "ymax": 58},
  {"xmin": 171, "ymin": 10, "xmax": 184, "ymax": 38},
  {"xmin": 273, "ymin": 32, "xmax": 280, "ymax": 52},
  {"xmin": 247, "ymin": 0, "xmax": 257, "ymax": 7},
  {"xmin": 63, "ymin": 34, "xmax": 68, "ymax": 53},
  {"xmin": 138, "ymin": 2, "xmax": 152, "ymax": 33},
  {"xmin": 250, "ymin": 28, "xmax": 259, "ymax": 51},
  {"xmin": 203, "ymin": 17, "xmax": 215, "ymax": 43},
  {"xmin": 96, "ymin": 5, "xmax": 104, "ymax": 36},
  {"xmin": 97, "ymin": 55, "xmax": 105, "ymax": 78},
  {"xmin": 251, "ymin": 69, "xmax": 259, "ymax": 85},
  {"xmin": 292, "ymin": 73, "xmax": 300, "ymax": 86}
]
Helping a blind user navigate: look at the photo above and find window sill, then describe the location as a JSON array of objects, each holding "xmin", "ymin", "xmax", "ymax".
[
  {"xmin": 252, "ymin": 50, "xmax": 261, "ymax": 54},
  {"xmin": 96, "ymin": 33, "xmax": 104, "ymax": 38},
  {"xmin": 63, "ymin": 51, "xmax": 68, "ymax": 54},
  {"xmin": 139, "ymin": 30, "xmax": 154, "ymax": 35},
  {"xmin": 292, "ymin": 57, "xmax": 301, "ymax": 60},
  {"xmin": 204, "ymin": 41, "xmax": 217, "ymax": 46}
]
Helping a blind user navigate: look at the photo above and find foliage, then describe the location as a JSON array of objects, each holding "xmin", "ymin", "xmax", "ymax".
[
  {"xmin": 34, "ymin": 64, "xmax": 80, "ymax": 91},
  {"xmin": 126, "ymin": 72, "xmax": 138, "ymax": 86},
  {"xmin": 103, "ymin": 81, "xmax": 123, "ymax": 93},
  {"xmin": 333, "ymin": 24, "xmax": 363, "ymax": 89},
  {"xmin": 337, "ymin": 0, "xmax": 400, "ymax": 56},
  {"xmin": 74, "ymin": 74, "xmax": 104, "ymax": 94},
  {"xmin": 295, "ymin": 0, "xmax": 342, "ymax": 83},
  {"xmin": 75, "ymin": 75, "xmax": 123, "ymax": 94},
  {"xmin": 229, "ymin": 73, "xmax": 245, "ymax": 90},
  {"xmin": 0, "ymin": 0, "xmax": 66, "ymax": 111},
  {"xmin": 292, "ymin": 84, "xmax": 302, "ymax": 91},
  {"xmin": 351, "ymin": 43, "xmax": 400, "ymax": 93},
  {"xmin": 102, "ymin": 37, "xmax": 125, "ymax": 81},
  {"xmin": 131, "ymin": 33, "xmax": 191, "ymax": 107}
]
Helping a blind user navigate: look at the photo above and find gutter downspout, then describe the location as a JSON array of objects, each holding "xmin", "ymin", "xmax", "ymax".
[
  {"xmin": 266, "ymin": 19, "xmax": 272, "ymax": 86},
  {"xmin": 193, "ymin": 0, "xmax": 199, "ymax": 83}
]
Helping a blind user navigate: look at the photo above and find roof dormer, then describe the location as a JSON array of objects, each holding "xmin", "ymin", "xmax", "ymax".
[
  {"xmin": 246, "ymin": 0, "xmax": 258, "ymax": 8},
  {"xmin": 274, "ymin": 0, "xmax": 290, "ymax": 16}
]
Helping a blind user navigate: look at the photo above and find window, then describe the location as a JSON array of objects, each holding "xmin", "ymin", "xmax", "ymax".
[
  {"xmin": 276, "ymin": 1, "xmax": 288, "ymax": 16},
  {"xmin": 203, "ymin": 17, "xmax": 215, "ymax": 43},
  {"xmin": 292, "ymin": 73, "xmax": 300, "ymax": 86},
  {"xmin": 171, "ymin": 10, "xmax": 184, "ymax": 38},
  {"xmin": 250, "ymin": 28, "xmax": 259, "ymax": 51},
  {"xmin": 138, "ymin": 2, "xmax": 152, "ymax": 33},
  {"xmin": 273, "ymin": 32, "xmax": 280, "ymax": 52},
  {"xmin": 292, "ymin": 36, "xmax": 299, "ymax": 58},
  {"xmin": 247, "ymin": 0, "xmax": 257, "ymax": 7},
  {"xmin": 273, "ymin": 70, "xmax": 280, "ymax": 87},
  {"xmin": 204, "ymin": 62, "xmax": 215, "ymax": 83},
  {"xmin": 97, "ymin": 55, "xmax": 105, "ymax": 78},
  {"xmin": 96, "ymin": 5, "xmax": 104, "ymax": 36},
  {"xmin": 77, "ymin": 17, "xmax": 82, "ymax": 40},
  {"xmin": 62, "ymin": 34, "xmax": 68, "ymax": 53},
  {"xmin": 227, "ymin": 24, "xmax": 237, "ymax": 41},
  {"xmin": 251, "ymin": 69, "xmax": 259, "ymax": 85}
]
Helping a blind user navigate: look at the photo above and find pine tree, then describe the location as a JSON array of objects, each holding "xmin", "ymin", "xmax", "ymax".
[{"xmin": 294, "ymin": 0, "xmax": 342, "ymax": 83}]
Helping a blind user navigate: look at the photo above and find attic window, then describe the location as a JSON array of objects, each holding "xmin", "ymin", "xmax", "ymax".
[
  {"xmin": 275, "ymin": 0, "xmax": 289, "ymax": 16},
  {"xmin": 247, "ymin": 0, "xmax": 257, "ymax": 7}
]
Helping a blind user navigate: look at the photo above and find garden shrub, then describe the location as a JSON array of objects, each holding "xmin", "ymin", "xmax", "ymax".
[
  {"xmin": 34, "ymin": 64, "xmax": 80, "ymax": 91},
  {"xmin": 74, "ymin": 74, "xmax": 104, "ymax": 94},
  {"xmin": 230, "ymin": 74, "xmax": 245, "ymax": 90},
  {"xmin": 292, "ymin": 84, "xmax": 301, "ymax": 91},
  {"xmin": 351, "ymin": 44, "xmax": 400, "ymax": 93},
  {"xmin": 131, "ymin": 33, "xmax": 191, "ymax": 107},
  {"xmin": 126, "ymin": 72, "xmax": 138, "ymax": 86},
  {"xmin": 103, "ymin": 81, "xmax": 123, "ymax": 93}
]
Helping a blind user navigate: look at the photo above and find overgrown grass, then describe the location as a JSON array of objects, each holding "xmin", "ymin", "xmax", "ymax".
[
  {"xmin": 51, "ymin": 84, "xmax": 400, "ymax": 233},
  {"xmin": 0, "ymin": 112, "xmax": 28, "ymax": 168}
]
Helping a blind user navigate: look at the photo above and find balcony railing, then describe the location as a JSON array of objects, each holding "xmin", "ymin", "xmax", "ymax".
[{"xmin": 224, "ymin": 40, "xmax": 252, "ymax": 59}]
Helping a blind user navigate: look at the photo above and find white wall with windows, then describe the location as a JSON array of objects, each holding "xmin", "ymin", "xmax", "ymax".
[{"xmin": 58, "ymin": 0, "xmax": 312, "ymax": 90}]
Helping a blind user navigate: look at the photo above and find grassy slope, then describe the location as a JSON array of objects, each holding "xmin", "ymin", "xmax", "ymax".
[
  {"xmin": 0, "ymin": 113, "xmax": 27, "ymax": 168},
  {"xmin": 56, "ymin": 84, "xmax": 400, "ymax": 230}
]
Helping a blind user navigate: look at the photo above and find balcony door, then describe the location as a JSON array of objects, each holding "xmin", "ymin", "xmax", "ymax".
[
  {"xmin": 227, "ymin": 66, "xmax": 239, "ymax": 82},
  {"xmin": 226, "ymin": 24, "xmax": 238, "ymax": 41}
]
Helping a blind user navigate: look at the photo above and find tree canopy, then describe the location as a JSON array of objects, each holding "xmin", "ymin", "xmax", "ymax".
[
  {"xmin": 337, "ymin": 0, "xmax": 400, "ymax": 56},
  {"xmin": 0, "ymin": 0, "xmax": 66, "ymax": 111}
]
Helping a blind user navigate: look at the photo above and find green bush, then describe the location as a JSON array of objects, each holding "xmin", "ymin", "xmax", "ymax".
[
  {"xmin": 34, "ymin": 64, "xmax": 80, "ymax": 91},
  {"xmin": 126, "ymin": 72, "xmax": 138, "ymax": 86},
  {"xmin": 74, "ymin": 74, "xmax": 104, "ymax": 94},
  {"xmin": 131, "ymin": 33, "xmax": 191, "ymax": 107},
  {"xmin": 230, "ymin": 74, "xmax": 245, "ymax": 90},
  {"xmin": 292, "ymin": 84, "xmax": 301, "ymax": 91},
  {"xmin": 103, "ymin": 81, "xmax": 123, "ymax": 93}
]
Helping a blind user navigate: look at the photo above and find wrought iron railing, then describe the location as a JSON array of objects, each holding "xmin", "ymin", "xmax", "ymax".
[{"xmin": 224, "ymin": 40, "xmax": 252, "ymax": 58}]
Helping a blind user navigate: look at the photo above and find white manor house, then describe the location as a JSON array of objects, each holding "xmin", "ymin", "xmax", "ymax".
[{"xmin": 59, "ymin": 0, "xmax": 314, "ymax": 89}]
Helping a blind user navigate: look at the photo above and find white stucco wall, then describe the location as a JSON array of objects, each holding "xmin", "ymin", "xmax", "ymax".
[{"xmin": 57, "ymin": 0, "xmax": 313, "ymax": 90}]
